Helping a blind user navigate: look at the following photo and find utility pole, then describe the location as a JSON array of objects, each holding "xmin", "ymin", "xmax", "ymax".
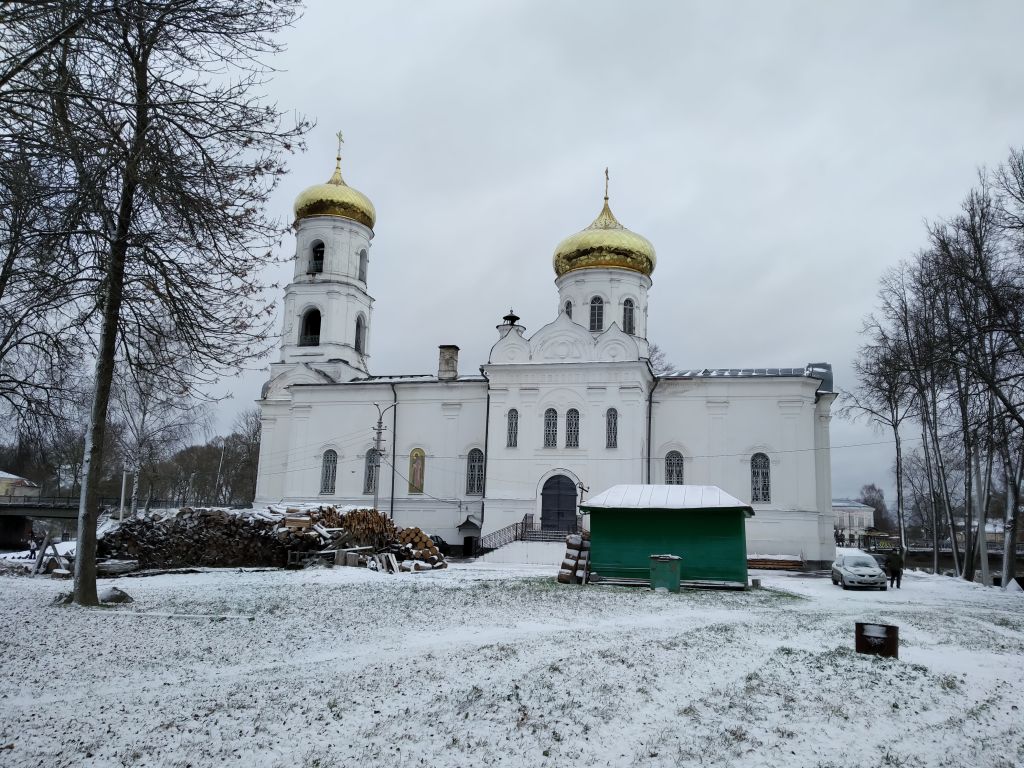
[{"xmin": 372, "ymin": 401, "xmax": 397, "ymax": 515}]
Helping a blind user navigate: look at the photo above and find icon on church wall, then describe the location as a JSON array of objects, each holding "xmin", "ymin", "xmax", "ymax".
[{"xmin": 409, "ymin": 448, "xmax": 425, "ymax": 494}]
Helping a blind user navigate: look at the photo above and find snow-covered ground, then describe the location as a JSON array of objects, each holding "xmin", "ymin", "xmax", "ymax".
[{"xmin": 1, "ymin": 562, "xmax": 1022, "ymax": 768}]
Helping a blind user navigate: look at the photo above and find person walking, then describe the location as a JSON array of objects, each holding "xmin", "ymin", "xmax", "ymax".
[{"xmin": 887, "ymin": 548, "xmax": 904, "ymax": 589}]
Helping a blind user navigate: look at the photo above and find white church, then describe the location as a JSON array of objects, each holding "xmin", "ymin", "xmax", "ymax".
[{"xmin": 254, "ymin": 147, "xmax": 838, "ymax": 567}]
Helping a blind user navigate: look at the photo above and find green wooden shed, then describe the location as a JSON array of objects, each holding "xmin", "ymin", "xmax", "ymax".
[{"xmin": 579, "ymin": 484, "xmax": 754, "ymax": 588}]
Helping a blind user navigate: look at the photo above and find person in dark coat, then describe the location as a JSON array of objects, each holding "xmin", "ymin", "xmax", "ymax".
[{"xmin": 887, "ymin": 548, "xmax": 904, "ymax": 589}]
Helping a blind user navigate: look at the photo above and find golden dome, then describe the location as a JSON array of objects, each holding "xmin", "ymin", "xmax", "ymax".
[
  {"xmin": 293, "ymin": 157, "xmax": 376, "ymax": 230},
  {"xmin": 553, "ymin": 195, "xmax": 655, "ymax": 278}
]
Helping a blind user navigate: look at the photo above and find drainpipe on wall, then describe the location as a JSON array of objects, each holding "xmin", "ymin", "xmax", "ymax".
[
  {"xmin": 646, "ymin": 367, "xmax": 660, "ymax": 484},
  {"xmin": 479, "ymin": 366, "xmax": 490, "ymax": 530},
  {"xmin": 389, "ymin": 382, "xmax": 398, "ymax": 520}
]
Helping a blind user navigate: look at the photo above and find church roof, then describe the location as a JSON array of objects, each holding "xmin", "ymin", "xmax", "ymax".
[
  {"xmin": 552, "ymin": 177, "xmax": 655, "ymax": 278},
  {"xmin": 666, "ymin": 366, "xmax": 834, "ymax": 392},
  {"xmin": 293, "ymin": 146, "xmax": 375, "ymax": 229}
]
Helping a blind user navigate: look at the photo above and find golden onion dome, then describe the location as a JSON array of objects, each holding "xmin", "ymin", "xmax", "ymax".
[
  {"xmin": 293, "ymin": 154, "xmax": 376, "ymax": 230},
  {"xmin": 552, "ymin": 191, "xmax": 655, "ymax": 278}
]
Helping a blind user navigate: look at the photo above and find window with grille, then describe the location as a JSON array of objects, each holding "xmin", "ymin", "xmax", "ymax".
[
  {"xmin": 507, "ymin": 409, "xmax": 518, "ymax": 448},
  {"xmin": 564, "ymin": 300, "xmax": 572, "ymax": 318},
  {"xmin": 566, "ymin": 409, "xmax": 580, "ymax": 448},
  {"xmin": 589, "ymin": 297, "xmax": 604, "ymax": 332},
  {"xmin": 466, "ymin": 449, "xmax": 484, "ymax": 495},
  {"xmin": 665, "ymin": 451, "xmax": 684, "ymax": 484},
  {"xmin": 543, "ymin": 408, "xmax": 557, "ymax": 448},
  {"xmin": 363, "ymin": 449, "xmax": 380, "ymax": 494},
  {"xmin": 623, "ymin": 299, "xmax": 635, "ymax": 335},
  {"xmin": 320, "ymin": 450, "xmax": 337, "ymax": 494},
  {"xmin": 606, "ymin": 408, "xmax": 618, "ymax": 448},
  {"xmin": 751, "ymin": 452, "xmax": 770, "ymax": 503}
]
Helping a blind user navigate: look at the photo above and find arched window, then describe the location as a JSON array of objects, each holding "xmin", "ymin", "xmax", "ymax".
[
  {"xmin": 543, "ymin": 408, "xmax": 557, "ymax": 448},
  {"xmin": 606, "ymin": 408, "xmax": 618, "ymax": 449},
  {"xmin": 299, "ymin": 309, "xmax": 321, "ymax": 346},
  {"xmin": 665, "ymin": 451, "xmax": 684, "ymax": 485},
  {"xmin": 566, "ymin": 409, "xmax": 580, "ymax": 448},
  {"xmin": 564, "ymin": 300, "xmax": 572, "ymax": 319},
  {"xmin": 751, "ymin": 453, "xmax": 771, "ymax": 503},
  {"xmin": 506, "ymin": 409, "xmax": 518, "ymax": 448},
  {"xmin": 309, "ymin": 241, "xmax": 324, "ymax": 274},
  {"xmin": 355, "ymin": 314, "xmax": 366, "ymax": 354},
  {"xmin": 358, "ymin": 248, "xmax": 368, "ymax": 283},
  {"xmin": 589, "ymin": 297, "xmax": 604, "ymax": 332},
  {"xmin": 466, "ymin": 448, "xmax": 484, "ymax": 495},
  {"xmin": 363, "ymin": 449, "xmax": 380, "ymax": 494},
  {"xmin": 623, "ymin": 299, "xmax": 635, "ymax": 335},
  {"xmin": 320, "ymin": 449, "xmax": 338, "ymax": 494}
]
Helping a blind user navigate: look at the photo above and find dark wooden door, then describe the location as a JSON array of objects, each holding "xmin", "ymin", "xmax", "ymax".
[{"xmin": 541, "ymin": 475, "xmax": 577, "ymax": 531}]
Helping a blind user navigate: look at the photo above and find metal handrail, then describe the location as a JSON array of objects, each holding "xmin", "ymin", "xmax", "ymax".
[{"xmin": 478, "ymin": 514, "xmax": 529, "ymax": 552}]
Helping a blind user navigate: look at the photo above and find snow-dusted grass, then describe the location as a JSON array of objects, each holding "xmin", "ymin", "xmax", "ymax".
[{"xmin": 1, "ymin": 564, "xmax": 1022, "ymax": 768}]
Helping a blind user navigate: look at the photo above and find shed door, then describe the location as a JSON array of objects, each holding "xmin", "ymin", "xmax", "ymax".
[{"xmin": 541, "ymin": 475, "xmax": 577, "ymax": 531}]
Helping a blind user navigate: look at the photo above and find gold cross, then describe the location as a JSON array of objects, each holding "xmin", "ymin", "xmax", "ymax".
[
  {"xmin": 604, "ymin": 167, "xmax": 609, "ymax": 200},
  {"xmin": 336, "ymin": 130, "xmax": 344, "ymax": 156}
]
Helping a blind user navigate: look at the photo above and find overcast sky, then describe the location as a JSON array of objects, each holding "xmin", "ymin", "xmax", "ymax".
[{"xmin": 213, "ymin": 0, "xmax": 1024, "ymax": 504}]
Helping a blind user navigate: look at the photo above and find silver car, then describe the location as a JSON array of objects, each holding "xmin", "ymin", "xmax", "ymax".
[{"xmin": 832, "ymin": 554, "xmax": 888, "ymax": 590}]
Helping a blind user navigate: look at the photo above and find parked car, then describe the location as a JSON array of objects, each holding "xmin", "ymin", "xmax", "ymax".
[
  {"xmin": 429, "ymin": 534, "xmax": 451, "ymax": 556},
  {"xmin": 831, "ymin": 553, "xmax": 887, "ymax": 590}
]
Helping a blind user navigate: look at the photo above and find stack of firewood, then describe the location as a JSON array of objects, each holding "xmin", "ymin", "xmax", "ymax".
[
  {"xmin": 387, "ymin": 526, "xmax": 447, "ymax": 571},
  {"xmin": 556, "ymin": 531, "xmax": 591, "ymax": 584},
  {"xmin": 98, "ymin": 505, "xmax": 447, "ymax": 573}
]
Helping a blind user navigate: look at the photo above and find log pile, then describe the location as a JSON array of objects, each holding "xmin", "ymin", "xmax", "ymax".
[
  {"xmin": 387, "ymin": 527, "xmax": 447, "ymax": 571},
  {"xmin": 97, "ymin": 505, "xmax": 446, "ymax": 573},
  {"xmin": 556, "ymin": 531, "xmax": 591, "ymax": 584}
]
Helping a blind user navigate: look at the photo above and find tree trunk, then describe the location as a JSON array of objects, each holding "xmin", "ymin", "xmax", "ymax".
[
  {"xmin": 920, "ymin": 416, "xmax": 940, "ymax": 573},
  {"xmin": 1002, "ymin": 448, "xmax": 1022, "ymax": 590},
  {"xmin": 72, "ymin": 43, "xmax": 149, "ymax": 607},
  {"xmin": 893, "ymin": 427, "xmax": 907, "ymax": 551}
]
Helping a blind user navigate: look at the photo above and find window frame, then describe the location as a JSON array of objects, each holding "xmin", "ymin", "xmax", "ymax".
[
  {"xmin": 358, "ymin": 248, "xmax": 368, "ymax": 282},
  {"xmin": 589, "ymin": 297, "xmax": 604, "ymax": 332},
  {"xmin": 506, "ymin": 408, "xmax": 518, "ymax": 448},
  {"xmin": 309, "ymin": 241, "xmax": 325, "ymax": 274},
  {"xmin": 665, "ymin": 451, "xmax": 684, "ymax": 485},
  {"xmin": 543, "ymin": 408, "xmax": 558, "ymax": 448},
  {"xmin": 320, "ymin": 449, "xmax": 338, "ymax": 494},
  {"xmin": 605, "ymin": 408, "xmax": 618, "ymax": 449},
  {"xmin": 363, "ymin": 449, "xmax": 380, "ymax": 494},
  {"xmin": 466, "ymin": 448, "xmax": 484, "ymax": 495},
  {"xmin": 565, "ymin": 408, "xmax": 580, "ymax": 448},
  {"xmin": 623, "ymin": 298, "xmax": 635, "ymax": 335},
  {"xmin": 751, "ymin": 452, "xmax": 771, "ymax": 503}
]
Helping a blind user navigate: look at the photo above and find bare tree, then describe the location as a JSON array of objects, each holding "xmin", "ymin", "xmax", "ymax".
[
  {"xmin": 648, "ymin": 343, "xmax": 678, "ymax": 376},
  {"xmin": 1, "ymin": 0, "xmax": 309, "ymax": 604}
]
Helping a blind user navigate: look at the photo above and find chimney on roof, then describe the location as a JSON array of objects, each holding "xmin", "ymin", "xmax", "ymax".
[{"xmin": 438, "ymin": 345, "xmax": 459, "ymax": 381}]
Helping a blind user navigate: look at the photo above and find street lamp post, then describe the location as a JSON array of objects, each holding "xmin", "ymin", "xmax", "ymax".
[{"xmin": 372, "ymin": 401, "xmax": 397, "ymax": 515}]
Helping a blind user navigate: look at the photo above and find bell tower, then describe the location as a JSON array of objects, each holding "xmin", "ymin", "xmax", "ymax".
[{"xmin": 276, "ymin": 132, "xmax": 377, "ymax": 382}]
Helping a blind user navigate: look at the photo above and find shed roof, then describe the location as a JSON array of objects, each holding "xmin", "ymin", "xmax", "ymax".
[{"xmin": 580, "ymin": 484, "xmax": 754, "ymax": 516}]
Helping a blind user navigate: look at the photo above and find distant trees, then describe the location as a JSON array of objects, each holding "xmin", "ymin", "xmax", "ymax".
[
  {"xmin": 850, "ymin": 148, "xmax": 1024, "ymax": 587},
  {"xmin": 857, "ymin": 484, "xmax": 893, "ymax": 532},
  {"xmin": 0, "ymin": 0, "xmax": 308, "ymax": 604}
]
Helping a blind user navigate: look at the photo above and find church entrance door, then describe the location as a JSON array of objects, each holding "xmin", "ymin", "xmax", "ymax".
[{"xmin": 541, "ymin": 475, "xmax": 578, "ymax": 531}]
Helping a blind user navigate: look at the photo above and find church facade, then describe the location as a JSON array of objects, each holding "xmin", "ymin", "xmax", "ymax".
[{"xmin": 254, "ymin": 150, "xmax": 838, "ymax": 567}]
